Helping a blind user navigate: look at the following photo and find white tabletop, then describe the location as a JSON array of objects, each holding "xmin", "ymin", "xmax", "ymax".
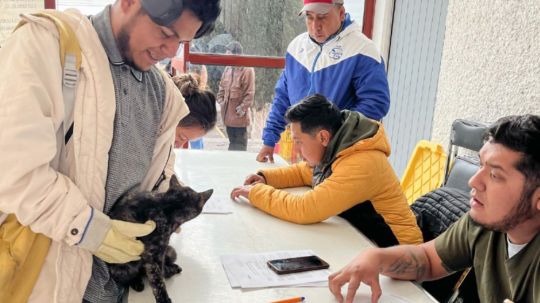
[{"xmin": 129, "ymin": 149, "xmax": 437, "ymax": 303}]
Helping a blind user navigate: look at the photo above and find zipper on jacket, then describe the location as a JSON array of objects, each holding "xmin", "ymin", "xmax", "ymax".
[
  {"xmin": 309, "ymin": 45, "xmax": 323, "ymax": 95},
  {"xmin": 308, "ymin": 21, "xmax": 345, "ymax": 94}
]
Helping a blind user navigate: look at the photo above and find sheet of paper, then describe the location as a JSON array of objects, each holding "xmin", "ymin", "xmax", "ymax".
[
  {"xmin": 202, "ymin": 196, "xmax": 233, "ymax": 214},
  {"xmin": 221, "ymin": 250, "xmax": 330, "ymax": 288}
]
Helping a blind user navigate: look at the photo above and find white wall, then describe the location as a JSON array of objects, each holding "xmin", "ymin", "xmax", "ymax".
[
  {"xmin": 371, "ymin": 0, "xmax": 394, "ymax": 66},
  {"xmin": 0, "ymin": 0, "xmax": 44, "ymax": 47},
  {"xmin": 57, "ymin": 0, "xmax": 114, "ymax": 15},
  {"xmin": 343, "ymin": 0, "xmax": 364, "ymax": 29},
  {"xmin": 432, "ymin": 0, "xmax": 540, "ymax": 145}
]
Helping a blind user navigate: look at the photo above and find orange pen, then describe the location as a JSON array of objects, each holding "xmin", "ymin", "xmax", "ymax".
[{"xmin": 270, "ymin": 296, "xmax": 305, "ymax": 303}]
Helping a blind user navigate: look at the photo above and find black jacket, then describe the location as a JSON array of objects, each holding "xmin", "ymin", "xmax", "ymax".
[{"xmin": 411, "ymin": 187, "xmax": 470, "ymax": 242}]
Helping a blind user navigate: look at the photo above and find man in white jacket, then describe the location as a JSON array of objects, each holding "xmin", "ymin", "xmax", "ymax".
[{"xmin": 0, "ymin": 0, "xmax": 220, "ymax": 302}]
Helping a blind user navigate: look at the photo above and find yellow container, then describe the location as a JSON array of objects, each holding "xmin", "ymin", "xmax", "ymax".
[{"xmin": 401, "ymin": 140, "xmax": 447, "ymax": 204}]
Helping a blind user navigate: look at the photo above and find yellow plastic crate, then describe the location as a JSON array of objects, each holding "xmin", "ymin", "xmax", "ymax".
[
  {"xmin": 401, "ymin": 140, "xmax": 447, "ymax": 204},
  {"xmin": 277, "ymin": 126, "xmax": 293, "ymax": 162}
]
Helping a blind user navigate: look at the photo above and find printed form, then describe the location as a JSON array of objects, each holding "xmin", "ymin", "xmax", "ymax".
[
  {"xmin": 220, "ymin": 250, "xmax": 330, "ymax": 288},
  {"xmin": 202, "ymin": 196, "xmax": 233, "ymax": 214}
]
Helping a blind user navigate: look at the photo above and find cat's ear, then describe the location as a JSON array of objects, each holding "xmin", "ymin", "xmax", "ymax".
[
  {"xmin": 169, "ymin": 174, "xmax": 182, "ymax": 189},
  {"xmin": 199, "ymin": 189, "xmax": 213, "ymax": 203}
]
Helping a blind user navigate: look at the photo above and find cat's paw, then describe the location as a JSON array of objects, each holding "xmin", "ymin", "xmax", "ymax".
[
  {"xmin": 164, "ymin": 263, "xmax": 182, "ymax": 279},
  {"xmin": 156, "ymin": 296, "xmax": 172, "ymax": 303},
  {"xmin": 130, "ymin": 279, "xmax": 145, "ymax": 292}
]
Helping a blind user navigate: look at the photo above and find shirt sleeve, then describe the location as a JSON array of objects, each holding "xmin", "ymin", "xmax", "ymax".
[
  {"xmin": 240, "ymin": 68, "xmax": 255, "ymax": 109},
  {"xmin": 434, "ymin": 214, "xmax": 476, "ymax": 272},
  {"xmin": 351, "ymin": 56, "xmax": 390, "ymax": 120},
  {"xmin": 248, "ymin": 152, "xmax": 384, "ymax": 224},
  {"xmin": 259, "ymin": 162, "xmax": 313, "ymax": 189},
  {"xmin": 262, "ymin": 70, "xmax": 290, "ymax": 147}
]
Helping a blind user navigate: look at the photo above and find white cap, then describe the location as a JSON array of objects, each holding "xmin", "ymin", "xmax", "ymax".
[{"xmin": 298, "ymin": 0, "xmax": 344, "ymax": 16}]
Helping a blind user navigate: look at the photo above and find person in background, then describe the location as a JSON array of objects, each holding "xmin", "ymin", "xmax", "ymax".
[
  {"xmin": 172, "ymin": 43, "xmax": 209, "ymax": 149},
  {"xmin": 256, "ymin": 0, "xmax": 390, "ymax": 163},
  {"xmin": 172, "ymin": 74, "xmax": 217, "ymax": 149},
  {"xmin": 217, "ymin": 41, "xmax": 255, "ymax": 151},
  {"xmin": 231, "ymin": 94, "xmax": 422, "ymax": 247},
  {"xmin": 0, "ymin": 0, "xmax": 220, "ymax": 302},
  {"xmin": 328, "ymin": 114, "xmax": 540, "ymax": 303}
]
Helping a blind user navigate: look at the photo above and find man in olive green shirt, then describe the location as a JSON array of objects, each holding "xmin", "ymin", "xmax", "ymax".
[{"xmin": 327, "ymin": 114, "xmax": 540, "ymax": 303}]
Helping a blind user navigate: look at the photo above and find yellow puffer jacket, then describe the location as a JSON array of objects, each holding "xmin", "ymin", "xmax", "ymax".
[{"xmin": 249, "ymin": 112, "xmax": 422, "ymax": 245}]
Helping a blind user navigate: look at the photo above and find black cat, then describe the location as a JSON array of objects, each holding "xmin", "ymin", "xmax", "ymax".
[{"xmin": 109, "ymin": 175, "xmax": 213, "ymax": 303}]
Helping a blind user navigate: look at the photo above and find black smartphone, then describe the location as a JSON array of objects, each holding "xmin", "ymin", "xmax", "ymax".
[{"xmin": 267, "ymin": 255, "xmax": 330, "ymax": 275}]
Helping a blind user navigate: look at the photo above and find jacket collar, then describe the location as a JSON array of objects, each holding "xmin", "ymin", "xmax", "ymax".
[
  {"xmin": 91, "ymin": 5, "xmax": 143, "ymax": 82},
  {"xmin": 310, "ymin": 13, "xmax": 354, "ymax": 46}
]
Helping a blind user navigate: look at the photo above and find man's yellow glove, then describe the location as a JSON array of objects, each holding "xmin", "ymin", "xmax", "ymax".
[{"xmin": 93, "ymin": 220, "xmax": 155, "ymax": 264}]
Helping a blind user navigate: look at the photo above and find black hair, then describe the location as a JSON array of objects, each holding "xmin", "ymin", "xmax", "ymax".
[
  {"xmin": 284, "ymin": 94, "xmax": 342, "ymax": 136},
  {"xmin": 486, "ymin": 114, "xmax": 540, "ymax": 191},
  {"xmin": 183, "ymin": 0, "xmax": 221, "ymax": 38},
  {"xmin": 173, "ymin": 74, "xmax": 217, "ymax": 131}
]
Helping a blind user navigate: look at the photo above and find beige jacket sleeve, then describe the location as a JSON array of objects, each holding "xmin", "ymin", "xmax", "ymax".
[
  {"xmin": 0, "ymin": 21, "xmax": 97, "ymax": 246},
  {"xmin": 216, "ymin": 66, "xmax": 229, "ymax": 106},
  {"xmin": 240, "ymin": 67, "xmax": 255, "ymax": 111},
  {"xmin": 140, "ymin": 70, "xmax": 189, "ymax": 193}
]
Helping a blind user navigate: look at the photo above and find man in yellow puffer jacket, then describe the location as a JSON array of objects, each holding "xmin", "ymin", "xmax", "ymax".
[{"xmin": 231, "ymin": 94, "xmax": 422, "ymax": 247}]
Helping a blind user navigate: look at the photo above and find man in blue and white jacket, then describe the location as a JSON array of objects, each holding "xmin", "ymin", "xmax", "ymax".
[{"xmin": 256, "ymin": 0, "xmax": 390, "ymax": 163}]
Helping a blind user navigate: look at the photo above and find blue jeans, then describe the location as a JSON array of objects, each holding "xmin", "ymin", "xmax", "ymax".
[
  {"xmin": 189, "ymin": 138, "xmax": 204, "ymax": 149},
  {"xmin": 226, "ymin": 127, "xmax": 247, "ymax": 151}
]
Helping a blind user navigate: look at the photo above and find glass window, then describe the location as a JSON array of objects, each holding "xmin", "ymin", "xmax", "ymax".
[
  {"xmin": 343, "ymin": 0, "xmax": 364, "ymax": 29},
  {"xmin": 173, "ymin": 64, "xmax": 281, "ymax": 152},
  {"xmin": 192, "ymin": 0, "xmax": 365, "ymax": 58},
  {"xmin": 193, "ymin": 1, "xmax": 306, "ymax": 57}
]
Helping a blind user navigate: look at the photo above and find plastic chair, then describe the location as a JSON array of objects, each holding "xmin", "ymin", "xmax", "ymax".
[
  {"xmin": 443, "ymin": 119, "xmax": 488, "ymax": 193},
  {"xmin": 419, "ymin": 119, "xmax": 486, "ymax": 303},
  {"xmin": 401, "ymin": 140, "xmax": 447, "ymax": 205}
]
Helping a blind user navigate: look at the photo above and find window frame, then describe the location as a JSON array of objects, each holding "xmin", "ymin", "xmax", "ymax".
[
  {"xmin": 186, "ymin": 0, "xmax": 376, "ymax": 70},
  {"xmin": 44, "ymin": 0, "xmax": 376, "ymax": 69}
]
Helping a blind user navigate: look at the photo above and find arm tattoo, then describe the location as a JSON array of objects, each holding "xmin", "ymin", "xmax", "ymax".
[{"xmin": 384, "ymin": 248, "xmax": 427, "ymax": 280}]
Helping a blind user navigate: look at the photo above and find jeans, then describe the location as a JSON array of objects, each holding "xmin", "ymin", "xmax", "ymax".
[
  {"xmin": 189, "ymin": 138, "xmax": 204, "ymax": 149},
  {"xmin": 226, "ymin": 127, "xmax": 247, "ymax": 151}
]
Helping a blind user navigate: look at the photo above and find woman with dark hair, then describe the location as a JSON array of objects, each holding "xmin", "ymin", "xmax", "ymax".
[{"xmin": 172, "ymin": 74, "xmax": 217, "ymax": 148}]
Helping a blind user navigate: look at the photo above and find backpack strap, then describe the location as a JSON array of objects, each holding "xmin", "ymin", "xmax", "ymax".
[
  {"xmin": 14, "ymin": 10, "xmax": 81, "ymax": 145},
  {"xmin": 1, "ymin": 11, "xmax": 82, "ymax": 226},
  {"xmin": 0, "ymin": 12, "xmax": 83, "ymax": 302}
]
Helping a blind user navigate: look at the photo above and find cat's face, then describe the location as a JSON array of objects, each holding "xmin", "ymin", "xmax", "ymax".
[{"xmin": 165, "ymin": 175, "xmax": 213, "ymax": 225}]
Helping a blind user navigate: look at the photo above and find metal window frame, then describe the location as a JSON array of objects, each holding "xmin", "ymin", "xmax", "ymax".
[{"xmin": 44, "ymin": 0, "xmax": 376, "ymax": 69}]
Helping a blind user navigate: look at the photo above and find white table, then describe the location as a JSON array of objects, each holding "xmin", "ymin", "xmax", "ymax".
[{"xmin": 129, "ymin": 150, "xmax": 437, "ymax": 303}]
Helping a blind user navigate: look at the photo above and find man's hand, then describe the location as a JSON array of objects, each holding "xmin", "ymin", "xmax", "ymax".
[
  {"xmin": 94, "ymin": 220, "xmax": 156, "ymax": 264},
  {"xmin": 256, "ymin": 145, "xmax": 274, "ymax": 163},
  {"xmin": 230, "ymin": 185, "xmax": 254, "ymax": 201},
  {"xmin": 328, "ymin": 248, "xmax": 383, "ymax": 303},
  {"xmin": 244, "ymin": 173, "xmax": 266, "ymax": 185},
  {"xmin": 235, "ymin": 104, "xmax": 246, "ymax": 117}
]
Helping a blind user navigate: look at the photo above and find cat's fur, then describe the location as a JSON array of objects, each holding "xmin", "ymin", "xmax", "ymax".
[{"xmin": 108, "ymin": 175, "xmax": 213, "ymax": 303}]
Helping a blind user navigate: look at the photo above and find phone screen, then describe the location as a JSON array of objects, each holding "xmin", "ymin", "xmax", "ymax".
[{"xmin": 267, "ymin": 255, "xmax": 329, "ymax": 274}]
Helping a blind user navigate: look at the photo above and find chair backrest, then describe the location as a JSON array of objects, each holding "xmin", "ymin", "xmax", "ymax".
[
  {"xmin": 443, "ymin": 119, "xmax": 487, "ymax": 193},
  {"xmin": 410, "ymin": 119, "xmax": 486, "ymax": 303}
]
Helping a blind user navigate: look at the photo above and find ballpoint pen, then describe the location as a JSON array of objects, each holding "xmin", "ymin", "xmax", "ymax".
[{"xmin": 270, "ymin": 296, "xmax": 305, "ymax": 303}]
